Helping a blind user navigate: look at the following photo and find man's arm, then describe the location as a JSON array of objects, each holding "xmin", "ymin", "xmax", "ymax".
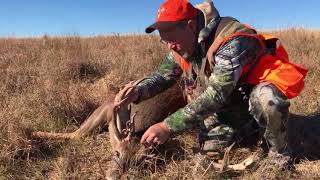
[
  {"xmin": 164, "ymin": 36, "xmax": 262, "ymax": 133},
  {"xmin": 134, "ymin": 51, "xmax": 183, "ymax": 103}
]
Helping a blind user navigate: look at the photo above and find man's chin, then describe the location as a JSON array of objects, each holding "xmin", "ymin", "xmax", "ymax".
[{"xmin": 174, "ymin": 50, "xmax": 190, "ymax": 59}]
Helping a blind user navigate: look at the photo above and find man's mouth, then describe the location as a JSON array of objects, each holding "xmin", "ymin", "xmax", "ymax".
[{"xmin": 181, "ymin": 52, "xmax": 190, "ymax": 59}]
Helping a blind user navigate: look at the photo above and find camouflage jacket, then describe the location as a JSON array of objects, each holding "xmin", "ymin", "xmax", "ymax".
[{"xmin": 135, "ymin": 14, "xmax": 262, "ymax": 133}]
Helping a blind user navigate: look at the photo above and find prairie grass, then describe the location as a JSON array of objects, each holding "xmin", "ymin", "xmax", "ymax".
[{"xmin": 0, "ymin": 28, "xmax": 319, "ymax": 179}]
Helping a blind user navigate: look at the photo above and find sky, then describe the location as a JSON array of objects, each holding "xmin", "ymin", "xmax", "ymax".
[{"xmin": 0, "ymin": 0, "xmax": 319, "ymax": 37}]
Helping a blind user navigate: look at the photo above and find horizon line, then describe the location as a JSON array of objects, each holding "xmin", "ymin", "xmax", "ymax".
[{"xmin": 1, "ymin": 27, "xmax": 319, "ymax": 39}]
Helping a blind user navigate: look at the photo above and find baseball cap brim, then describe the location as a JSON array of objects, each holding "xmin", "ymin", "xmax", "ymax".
[{"xmin": 145, "ymin": 21, "xmax": 180, "ymax": 33}]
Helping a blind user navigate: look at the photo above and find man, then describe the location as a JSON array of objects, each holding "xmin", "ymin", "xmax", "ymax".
[{"xmin": 118, "ymin": 0, "xmax": 307, "ymax": 166}]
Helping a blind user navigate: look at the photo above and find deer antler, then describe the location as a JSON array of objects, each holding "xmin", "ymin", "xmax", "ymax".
[
  {"xmin": 106, "ymin": 78, "xmax": 147, "ymax": 179},
  {"xmin": 110, "ymin": 78, "xmax": 145, "ymax": 142}
]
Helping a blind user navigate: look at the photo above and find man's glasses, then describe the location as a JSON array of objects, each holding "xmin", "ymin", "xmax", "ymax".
[{"xmin": 159, "ymin": 38, "xmax": 177, "ymax": 46}]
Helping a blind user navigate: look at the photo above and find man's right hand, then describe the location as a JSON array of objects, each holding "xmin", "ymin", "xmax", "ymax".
[{"xmin": 140, "ymin": 121, "xmax": 172, "ymax": 146}]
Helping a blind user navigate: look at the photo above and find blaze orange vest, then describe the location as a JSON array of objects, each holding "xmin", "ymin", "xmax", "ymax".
[{"xmin": 174, "ymin": 30, "xmax": 308, "ymax": 99}]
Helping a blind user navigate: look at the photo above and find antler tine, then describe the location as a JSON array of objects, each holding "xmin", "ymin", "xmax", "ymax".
[
  {"xmin": 114, "ymin": 78, "xmax": 147, "ymax": 105},
  {"xmin": 106, "ymin": 96, "xmax": 128, "ymax": 147},
  {"xmin": 115, "ymin": 86, "xmax": 133, "ymax": 134},
  {"xmin": 114, "ymin": 85, "xmax": 132, "ymax": 105},
  {"xmin": 128, "ymin": 104, "xmax": 132, "ymax": 120},
  {"xmin": 124, "ymin": 111, "xmax": 137, "ymax": 141},
  {"xmin": 130, "ymin": 108, "xmax": 135, "ymax": 134},
  {"xmin": 109, "ymin": 91, "xmax": 134, "ymax": 144},
  {"xmin": 120, "ymin": 105, "xmax": 132, "ymax": 136},
  {"xmin": 112, "ymin": 78, "xmax": 147, "ymax": 143},
  {"xmin": 114, "ymin": 78, "xmax": 146, "ymax": 136},
  {"xmin": 114, "ymin": 81, "xmax": 136, "ymax": 134},
  {"xmin": 110, "ymin": 105, "xmax": 122, "ymax": 144}
]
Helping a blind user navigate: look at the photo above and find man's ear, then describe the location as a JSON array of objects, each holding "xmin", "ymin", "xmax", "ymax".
[{"xmin": 187, "ymin": 19, "xmax": 197, "ymax": 32}]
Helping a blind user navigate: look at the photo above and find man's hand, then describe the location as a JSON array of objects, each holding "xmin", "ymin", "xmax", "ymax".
[{"xmin": 140, "ymin": 121, "xmax": 172, "ymax": 146}]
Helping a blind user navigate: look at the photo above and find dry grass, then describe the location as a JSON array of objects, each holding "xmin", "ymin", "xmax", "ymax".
[{"xmin": 0, "ymin": 28, "xmax": 319, "ymax": 179}]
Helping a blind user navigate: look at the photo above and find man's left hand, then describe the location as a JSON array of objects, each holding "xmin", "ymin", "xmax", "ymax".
[{"xmin": 140, "ymin": 121, "xmax": 172, "ymax": 146}]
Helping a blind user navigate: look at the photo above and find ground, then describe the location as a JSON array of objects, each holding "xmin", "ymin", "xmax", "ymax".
[{"xmin": 0, "ymin": 29, "xmax": 320, "ymax": 179}]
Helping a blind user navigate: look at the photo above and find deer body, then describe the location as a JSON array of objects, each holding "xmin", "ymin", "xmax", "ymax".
[{"xmin": 32, "ymin": 80, "xmax": 186, "ymax": 179}]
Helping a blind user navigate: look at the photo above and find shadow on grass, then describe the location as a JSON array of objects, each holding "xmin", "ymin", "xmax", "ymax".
[
  {"xmin": 131, "ymin": 138, "xmax": 189, "ymax": 174},
  {"xmin": 135, "ymin": 111, "xmax": 320, "ymax": 175},
  {"xmin": 288, "ymin": 112, "xmax": 320, "ymax": 159}
]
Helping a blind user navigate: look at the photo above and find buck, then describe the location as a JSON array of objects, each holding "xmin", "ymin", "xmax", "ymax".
[
  {"xmin": 32, "ymin": 79, "xmax": 186, "ymax": 179},
  {"xmin": 32, "ymin": 78, "xmax": 259, "ymax": 179}
]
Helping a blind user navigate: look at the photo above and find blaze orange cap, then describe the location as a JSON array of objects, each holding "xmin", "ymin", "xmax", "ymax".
[{"xmin": 145, "ymin": 0, "xmax": 198, "ymax": 33}]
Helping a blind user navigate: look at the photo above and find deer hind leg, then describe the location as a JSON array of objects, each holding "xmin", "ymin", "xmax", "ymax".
[{"xmin": 32, "ymin": 101, "xmax": 113, "ymax": 140}]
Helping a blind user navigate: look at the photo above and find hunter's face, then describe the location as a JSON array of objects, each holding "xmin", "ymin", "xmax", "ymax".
[{"xmin": 159, "ymin": 20, "xmax": 197, "ymax": 59}]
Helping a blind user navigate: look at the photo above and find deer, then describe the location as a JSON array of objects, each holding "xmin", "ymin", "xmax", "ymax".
[
  {"xmin": 31, "ymin": 78, "xmax": 186, "ymax": 179},
  {"xmin": 32, "ymin": 78, "xmax": 260, "ymax": 179}
]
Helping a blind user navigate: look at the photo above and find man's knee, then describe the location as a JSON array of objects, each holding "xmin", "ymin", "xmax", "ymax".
[
  {"xmin": 249, "ymin": 82, "xmax": 290, "ymax": 124},
  {"xmin": 249, "ymin": 82, "xmax": 290, "ymax": 151}
]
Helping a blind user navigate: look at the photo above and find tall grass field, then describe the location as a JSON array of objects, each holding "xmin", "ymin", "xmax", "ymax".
[{"xmin": 0, "ymin": 28, "xmax": 320, "ymax": 179}]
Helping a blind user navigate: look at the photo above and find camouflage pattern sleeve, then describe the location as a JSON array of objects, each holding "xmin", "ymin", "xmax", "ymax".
[
  {"xmin": 164, "ymin": 36, "xmax": 262, "ymax": 133},
  {"xmin": 134, "ymin": 51, "xmax": 183, "ymax": 103}
]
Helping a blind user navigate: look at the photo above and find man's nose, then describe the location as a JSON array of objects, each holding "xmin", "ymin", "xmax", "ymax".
[{"xmin": 167, "ymin": 42, "xmax": 177, "ymax": 50}]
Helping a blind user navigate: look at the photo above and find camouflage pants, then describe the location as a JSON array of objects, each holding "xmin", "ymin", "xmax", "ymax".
[{"xmin": 200, "ymin": 82, "xmax": 290, "ymax": 153}]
